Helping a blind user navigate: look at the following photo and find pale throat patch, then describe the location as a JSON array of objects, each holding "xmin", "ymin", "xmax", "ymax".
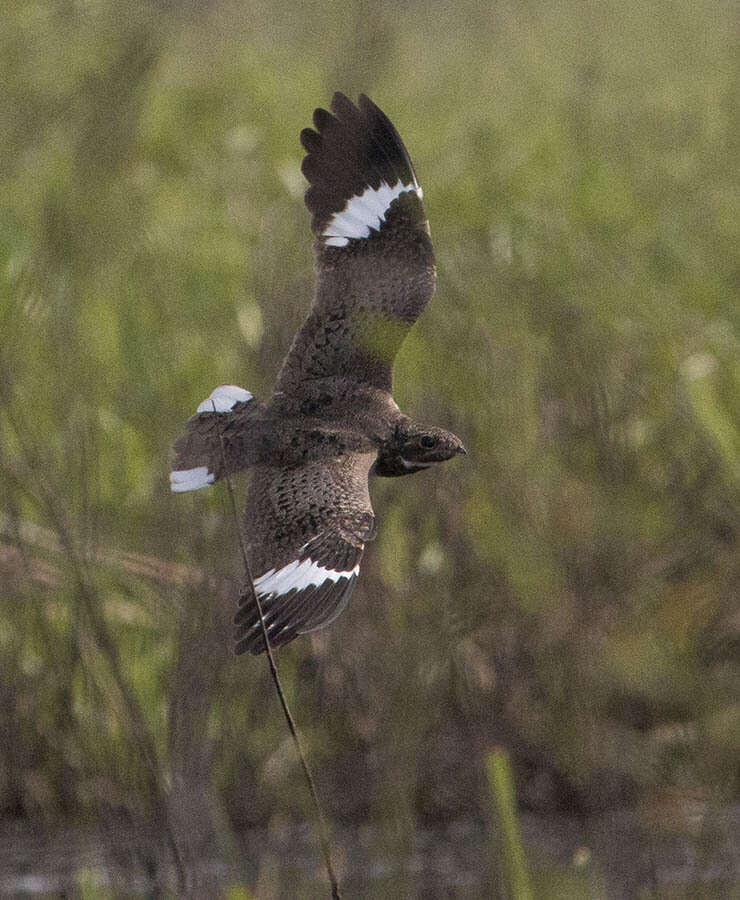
[
  {"xmin": 197, "ymin": 384, "xmax": 253, "ymax": 414},
  {"xmin": 401, "ymin": 458, "xmax": 432, "ymax": 470},
  {"xmin": 324, "ymin": 180, "xmax": 423, "ymax": 248},
  {"xmin": 254, "ymin": 556, "xmax": 360, "ymax": 597}
]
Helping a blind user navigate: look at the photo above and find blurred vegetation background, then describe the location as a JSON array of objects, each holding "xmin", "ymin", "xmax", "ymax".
[{"xmin": 1, "ymin": 0, "xmax": 738, "ymax": 896}]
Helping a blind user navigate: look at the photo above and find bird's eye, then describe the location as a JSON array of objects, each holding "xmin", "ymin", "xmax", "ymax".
[{"xmin": 420, "ymin": 435, "xmax": 438, "ymax": 448}]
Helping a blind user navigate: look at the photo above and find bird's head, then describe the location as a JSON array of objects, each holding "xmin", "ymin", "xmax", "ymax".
[
  {"xmin": 400, "ymin": 423, "xmax": 467, "ymax": 465},
  {"xmin": 376, "ymin": 421, "xmax": 466, "ymax": 476}
]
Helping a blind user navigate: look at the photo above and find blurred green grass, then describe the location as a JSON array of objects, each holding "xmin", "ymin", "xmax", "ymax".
[{"xmin": 1, "ymin": 0, "xmax": 738, "ymax": 895}]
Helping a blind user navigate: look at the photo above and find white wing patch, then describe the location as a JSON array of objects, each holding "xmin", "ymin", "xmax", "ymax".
[
  {"xmin": 169, "ymin": 466, "xmax": 215, "ymax": 493},
  {"xmin": 254, "ymin": 557, "xmax": 360, "ymax": 597},
  {"xmin": 197, "ymin": 384, "xmax": 253, "ymax": 414},
  {"xmin": 324, "ymin": 180, "xmax": 423, "ymax": 248}
]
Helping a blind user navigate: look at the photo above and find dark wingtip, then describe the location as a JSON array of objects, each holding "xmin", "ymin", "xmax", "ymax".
[
  {"xmin": 300, "ymin": 91, "xmax": 421, "ymax": 235},
  {"xmin": 330, "ymin": 91, "xmax": 355, "ymax": 115}
]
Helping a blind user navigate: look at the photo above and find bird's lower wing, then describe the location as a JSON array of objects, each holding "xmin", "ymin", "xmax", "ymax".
[{"xmin": 235, "ymin": 450, "xmax": 377, "ymax": 655}]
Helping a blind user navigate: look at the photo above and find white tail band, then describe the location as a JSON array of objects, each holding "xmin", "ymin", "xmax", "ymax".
[
  {"xmin": 197, "ymin": 385, "xmax": 253, "ymax": 414},
  {"xmin": 170, "ymin": 466, "xmax": 215, "ymax": 493}
]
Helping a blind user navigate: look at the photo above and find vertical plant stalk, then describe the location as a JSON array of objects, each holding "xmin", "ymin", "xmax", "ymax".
[
  {"xmin": 486, "ymin": 747, "xmax": 534, "ymax": 900},
  {"xmin": 213, "ymin": 407, "xmax": 341, "ymax": 900}
]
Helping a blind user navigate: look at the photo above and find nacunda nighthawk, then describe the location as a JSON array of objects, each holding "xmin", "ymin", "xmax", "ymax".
[{"xmin": 171, "ymin": 93, "xmax": 465, "ymax": 654}]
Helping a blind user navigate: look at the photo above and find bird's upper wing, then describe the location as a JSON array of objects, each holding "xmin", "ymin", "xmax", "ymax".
[
  {"xmin": 234, "ymin": 449, "xmax": 377, "ymax": 654},
  {"xmin": 276, "ymin": 93, "xmax": 436, "ymax": 395}
]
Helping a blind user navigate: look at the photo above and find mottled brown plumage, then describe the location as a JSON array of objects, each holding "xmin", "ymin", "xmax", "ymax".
[{"xmin": 171, "ymin": 93, "xmax": 465, "ymax": 654}]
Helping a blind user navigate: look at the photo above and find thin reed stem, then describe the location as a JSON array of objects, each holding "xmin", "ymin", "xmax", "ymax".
[{"xmin": 213, "ymin": 406, "xmax": 341, "ymax": 900}]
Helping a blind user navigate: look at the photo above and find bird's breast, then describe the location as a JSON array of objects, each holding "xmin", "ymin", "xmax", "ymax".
[{"xmin": 251, "ymin": 417, "xmax": 375, "ymax": 468}]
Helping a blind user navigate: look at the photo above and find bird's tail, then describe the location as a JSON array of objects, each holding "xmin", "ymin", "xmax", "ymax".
[{"xmin": 170, "ymin": 385, "xmax": 263, "ymax": 492}]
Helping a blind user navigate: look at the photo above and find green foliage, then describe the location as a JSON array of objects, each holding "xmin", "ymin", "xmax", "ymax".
[
  {"xmin": 1, "ymin": 0, "xmax": 738, "ymax": 895},
  {"xmin": 487, "ymin": 749, "xmax": 534, "ymax": 900},
  {"xmin": 77, "ymin": 866, "xmax": 115, "ymax": 900},
  {"xmin": 225, "ymin": 884, "xmax": 256, "ymax": 900}
]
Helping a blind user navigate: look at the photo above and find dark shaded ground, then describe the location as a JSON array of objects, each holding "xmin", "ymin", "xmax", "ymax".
[{"xmin": 1, "ymin": 807, "xmax": 738, "ymax": 899}]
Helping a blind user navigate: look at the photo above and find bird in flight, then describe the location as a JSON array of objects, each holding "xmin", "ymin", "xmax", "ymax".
[{"xmin": 171, "ymin": 93, "xmax": 466, "ymax": 654}]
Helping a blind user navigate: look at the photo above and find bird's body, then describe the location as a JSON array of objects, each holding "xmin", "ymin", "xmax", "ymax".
[{"xmin": 171, "ymin": 93, "xmax": 465, "ymax": 654}]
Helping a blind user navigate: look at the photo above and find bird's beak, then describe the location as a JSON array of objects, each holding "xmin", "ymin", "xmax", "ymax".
[{"xmin": 457, "ymin": 445, "xmax": 467, "ymax": 456}]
